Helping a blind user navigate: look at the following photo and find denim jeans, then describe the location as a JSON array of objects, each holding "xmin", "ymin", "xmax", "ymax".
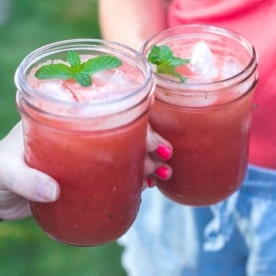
[{"xmin": 118, "ymin": 164, "xmax": 276, "ymax": 276}]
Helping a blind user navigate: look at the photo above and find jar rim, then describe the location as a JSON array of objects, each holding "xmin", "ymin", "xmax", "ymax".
[{"xmin": 15, "ymin": 38, "xmax": 154, "ymax": 113}]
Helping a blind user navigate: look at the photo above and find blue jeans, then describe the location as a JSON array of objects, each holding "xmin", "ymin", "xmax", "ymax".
[{"xmin": 118, "ymin": 165, "xmax": 276, "ymax": 276}]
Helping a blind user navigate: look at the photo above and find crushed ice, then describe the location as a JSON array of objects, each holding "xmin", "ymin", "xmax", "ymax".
[
  {"xmin": 39, "ymin": 81, "xmax": 75, "ymax": 102},
  {"xmin": 222, "ymin": 56, "xmax": 242, "ymax": 79}
]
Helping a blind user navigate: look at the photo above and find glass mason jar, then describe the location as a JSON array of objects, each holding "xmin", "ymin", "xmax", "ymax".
[
  {"xmin": 15, "ymin": 39, "xmax": 155, "ymax": 246},
  {"xmin": 142, "ymin": 24, "xmax": 258, "ymax": 206}
]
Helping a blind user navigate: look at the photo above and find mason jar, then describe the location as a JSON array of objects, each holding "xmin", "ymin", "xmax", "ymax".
[
  {"xmin": 142, "ymin": 24, "xmax": 258, "ymax": 206},
  {"xmin": 15, "ymin": 39, "xmax": 155, "ymax": 245}
]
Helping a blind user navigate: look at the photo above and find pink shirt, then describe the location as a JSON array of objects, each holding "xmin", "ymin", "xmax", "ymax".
[{"xmin": 168, "ymin": 0, "xmax": 276, "ymax": 169}]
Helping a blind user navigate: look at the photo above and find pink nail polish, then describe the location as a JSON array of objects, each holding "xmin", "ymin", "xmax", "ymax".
[
  {"xmin": 156, "ymin": 144, "xmax": 172, "ymax": 160},
  {"xmin": 155, "ymin": 166, "xmax": 169, "ymax": 180},
  {"xmin": 146, "ymin": 177, "xmax": 154, "ymax": 188}
]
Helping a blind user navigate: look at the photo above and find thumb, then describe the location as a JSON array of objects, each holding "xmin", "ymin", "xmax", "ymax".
[
  {"xmin": 0, "ymin": 159, "xmax": 60, "ymax": 203},
  {"xmin": 0, "ymin": 122, "xmax": 60, "ymax": 202}
]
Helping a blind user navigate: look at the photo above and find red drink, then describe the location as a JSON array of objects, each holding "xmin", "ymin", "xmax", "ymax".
[
  {"xmin": 142, "ymin": 25, "xmax": 258, "ymax": 206},
  {"xmin": 15, "ymin": 39, "xmax": 154, "ymax": 245}
]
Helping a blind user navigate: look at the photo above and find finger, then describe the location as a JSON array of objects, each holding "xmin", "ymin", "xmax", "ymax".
[
  {"xmin": 144, "ymin": 155, "xmax": 173, "ymax": 180},
  {"xmin": 154, "ymin": 162, "xmax": 173, "ymax": 181},
  {"xmin": 146, "ymin": 124, "xmax": 173, "ymax": 160},
  {"xmin": 0, "ymin": 191, "xmax": 32, "ymax": 220},
  {"xmin": 142, "ymin": 163, "xmax": 172, "ymax": 189},
  {"xmin": 143, "ymin": 153, "xmax": 155, "ymax": 175},
  {"xmin": 143, "ymin": 157, "xmax": 173, "ymax": 189},
  {"xmin": 0, "ymin": 161, "xmax": 60, "ymax": 202},
  {"xmin": 0, "ymin": 123, "xmax": 60, "ymax": 202},
  {"xmin": 142, "ymin": 176, "xmax": 158, "ymax": 190}
]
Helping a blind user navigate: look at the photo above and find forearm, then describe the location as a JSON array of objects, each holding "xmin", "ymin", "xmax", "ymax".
[{"xmin": 99, "ymin": 0, "xmax": 168, "ymax": 50}]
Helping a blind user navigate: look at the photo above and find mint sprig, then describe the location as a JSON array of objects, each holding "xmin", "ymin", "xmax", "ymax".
[
  {"xmin": 148, "ymin": 45, "xmax": 190, "ymax": 82},
  {"xmin": 35, "ymin": 50, "xmax": 122, "ymax": 87}
]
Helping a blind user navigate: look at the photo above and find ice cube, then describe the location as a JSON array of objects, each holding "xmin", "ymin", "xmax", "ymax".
[
  {"xmin": 39, "ymin": 81, "xmax": 76, "ymax": 102},
  {"xmin": 95, "ymin": 69, "xmax": 141, "ymax": 86},
  {"xmin": 109, "ymin": 69, "xmax": 131, "ymax": 85},
  {"xmin": 189, "ymin": 41, "xmax": 218, "ymax": 79},
  {"xmin": 91, "ymin": 69, "xmax": 143, "ymax": 100},
  {"xmin": 222, "ymin": 56, "xmax": 242, "ymax": 79}
]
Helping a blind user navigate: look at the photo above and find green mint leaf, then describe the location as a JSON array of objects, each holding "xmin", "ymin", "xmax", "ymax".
[
  {"xmin": 35, "ymin": 51, "xmax": 122, "ymax": 87},
  {"xmin": 74, "ymin": 71, "xmax": 92, "ymax": 87},
  {"xmin": 148, "ymin": 45, "xmax": 190, "ymax": 82},
  {"xmin": 157, "ymin": 62, "xmax": 187, "ymax": 83},
  {"xmin": 169, "ymin": 56, "xmax": 190, "ymax": 67},
  {"xmin": 67, "ymin": 50, "xmax": 81, "ymax": 68},
  {"xmin": 35, "ymin": 64, "xmax": 73, "ymax": 80},
  {"xmin": 175, "ymin": 73, "xmax": 186, "ymax": 83},
  {"xmin": 148, "ymin": 45, "xmax": 172, "ymax": 65},
  {"xmin": 82, "ymin": 55, "xmax": 122, "ymax": 75}
]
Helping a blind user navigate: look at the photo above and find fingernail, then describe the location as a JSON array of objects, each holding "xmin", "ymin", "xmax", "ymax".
[
  {"xmin": 36, "ymin": 180, "xmax": 58, "ymax": 201},
  {"xmin": 155, "ymin": 166, "xmax": 169, "ymax": 180},
  {"xmin": 156, "ymin": 144, "xmax": 172, "ymax": 160},
  {"xmin": 146, "ymin": 177, "xmax": 154, "ymax": 188}
]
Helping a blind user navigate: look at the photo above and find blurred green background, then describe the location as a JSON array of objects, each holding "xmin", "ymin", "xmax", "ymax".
[{"xmin": 0, "ymin": 0, "xmax": 127, "ymax": 275}]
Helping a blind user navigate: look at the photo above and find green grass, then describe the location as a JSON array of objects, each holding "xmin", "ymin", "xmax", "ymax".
[
  {"xmin": 0, "ymin": 1, "xmax": 126, "ymax": 275},
  {"xmin": 0, "ymin": 0, "xmax": 102, "ymax": 137},
  {"xmin": 0, "ymin": 218, "xmax": 126, "ymax": 276}
]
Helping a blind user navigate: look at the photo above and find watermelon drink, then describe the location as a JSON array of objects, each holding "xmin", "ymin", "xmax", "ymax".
[
  {"xmin": 142, "ymin": 25, "xmax": 258, "ymax": 206},
  {"xmin": 15, "ymin": 39, "xmax": 154, "ymax": 246}
]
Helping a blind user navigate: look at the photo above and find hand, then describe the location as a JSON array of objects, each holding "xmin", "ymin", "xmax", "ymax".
[
  {"xmin": 0, "ymin": 122, "xmax": 172, "ymax": 219},
  {"xmin": 143, "ymin": 124, "xmax": 173, "ymax": 189},
  {"xmin": 0, "ymin": 122, "xmax": 59, "ymax": 220}
]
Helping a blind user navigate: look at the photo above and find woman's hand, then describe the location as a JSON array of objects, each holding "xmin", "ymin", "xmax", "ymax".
[
  {"xmin": 143, "ymin": 124, "xmax": 173, "ymax": 189},
  {"xmin": 0, "ymin": 122, "xmax": 59, "ymax": 220},
  {"xmin": 0, "ymin": 122, "xmax": 172, "ymax": 219}
]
